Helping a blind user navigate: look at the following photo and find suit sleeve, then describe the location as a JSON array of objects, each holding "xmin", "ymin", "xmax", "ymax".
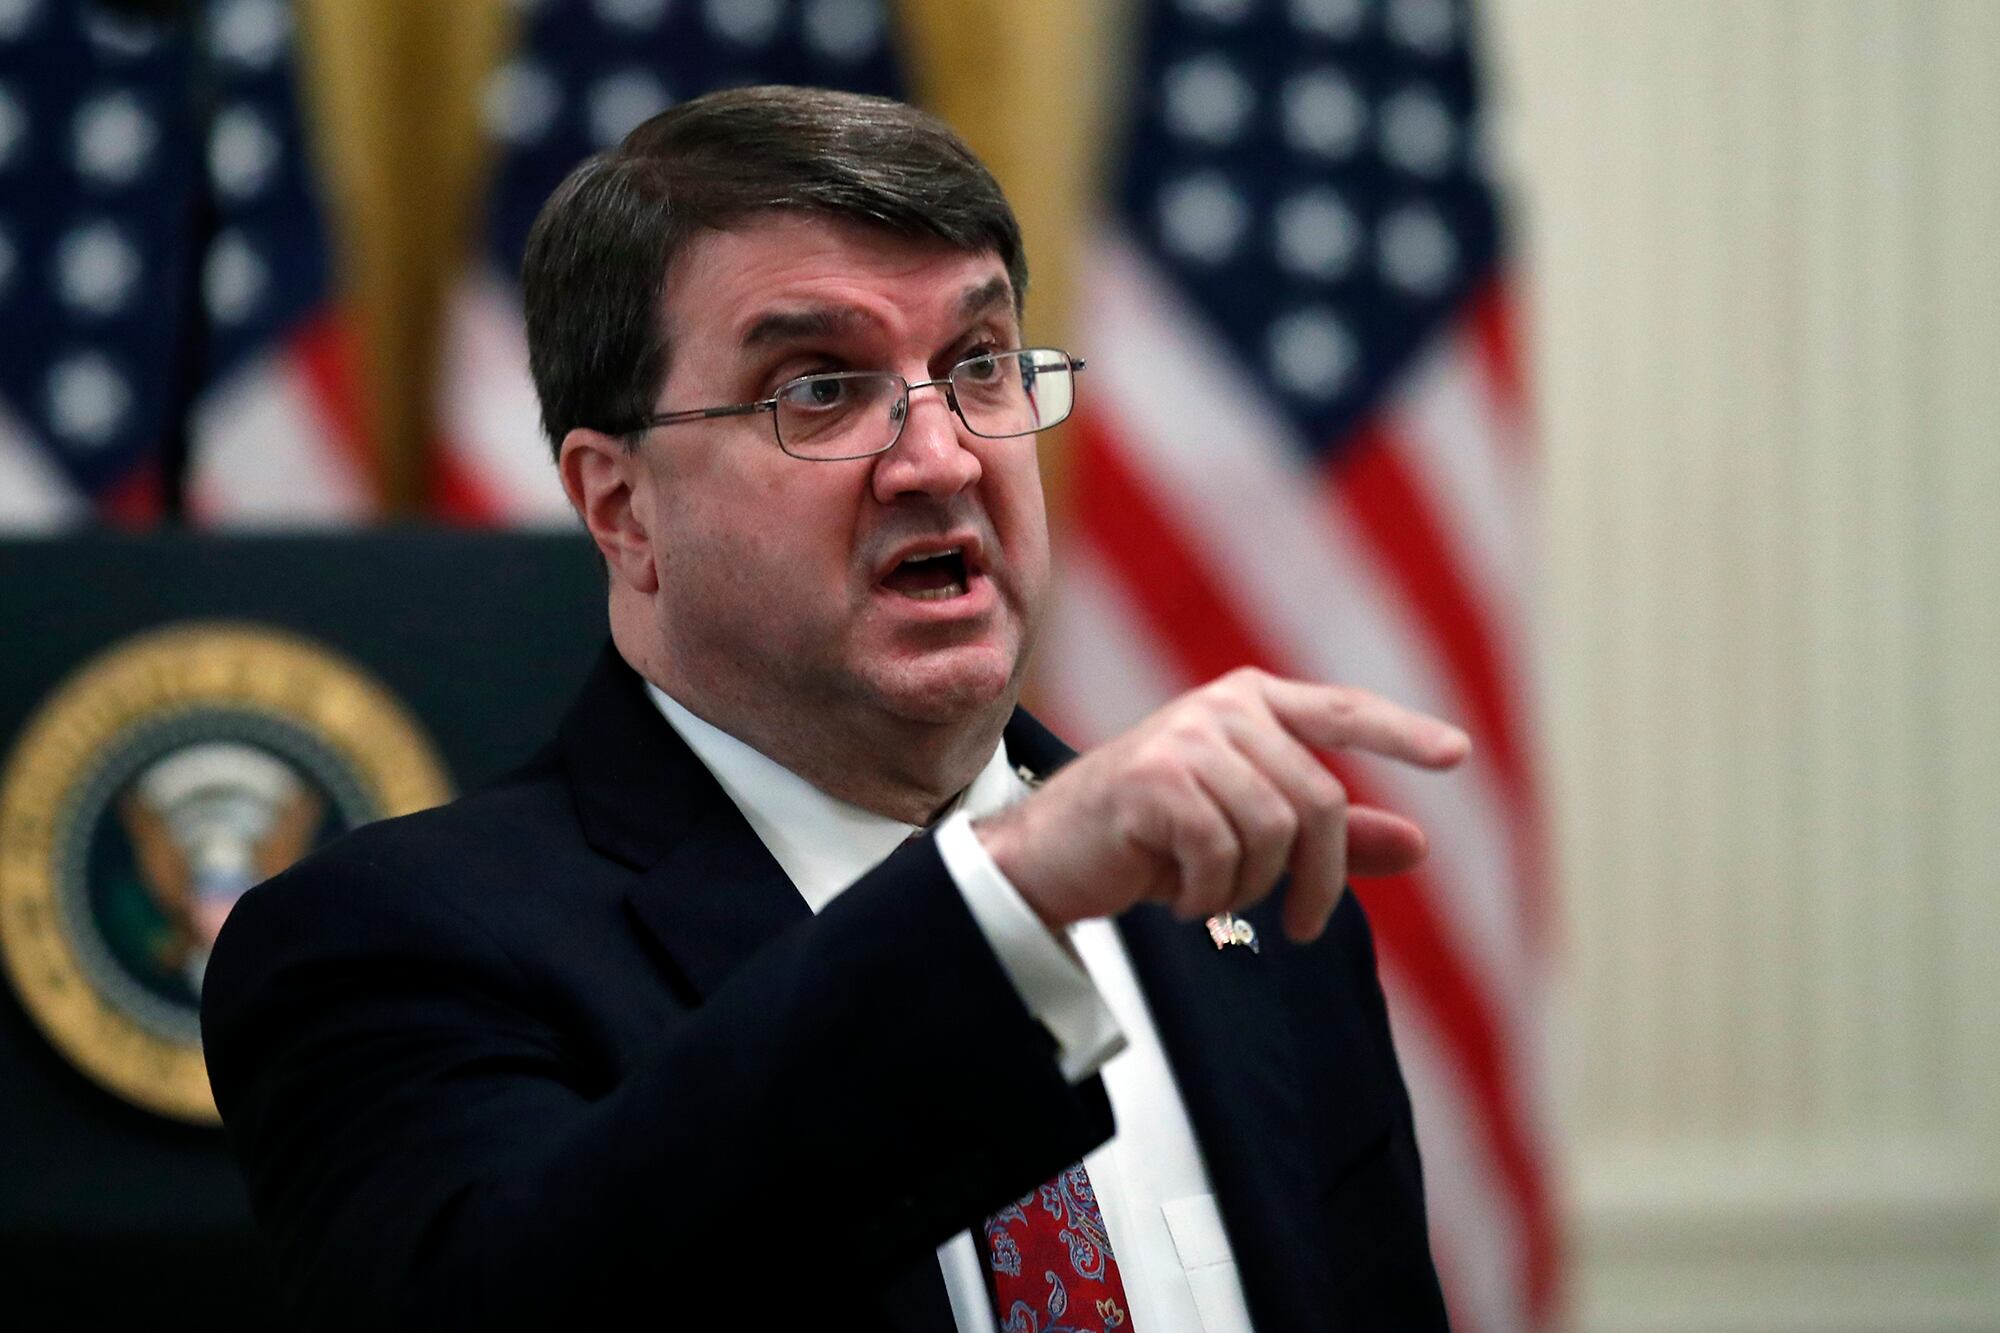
[
  {"xmin": 933, "ymin": 809, "xmax": 1126, "ymax": 1081},
  {"xmin": 201, "ymin": 834, "xmax": 1112, "ymax": 1330}
]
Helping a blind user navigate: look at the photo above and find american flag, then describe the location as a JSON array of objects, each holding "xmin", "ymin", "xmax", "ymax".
[
  {"xmin": 1037, "ymin": 0, "xmax": 1558, "ymax": 1327},
  {"xmin": 432, "ymin": 0, "xmax": 905, "ymax": 524},
  {"xmin": 0, "ymin": 0, "xmax": 371, "ymax": 531}
]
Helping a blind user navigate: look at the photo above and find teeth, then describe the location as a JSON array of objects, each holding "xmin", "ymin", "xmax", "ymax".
[
  {"xmin": 902, "ymin": 547, "xmax": 962, "ymax": 565},
  {"xmin": 902, "ymin": 580, "xmax": 968, "ymax": 601}
]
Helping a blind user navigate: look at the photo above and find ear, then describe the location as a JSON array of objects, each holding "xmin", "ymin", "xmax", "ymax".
[{"xmin": 559, "ymin": 428, "xmax": 660, "ymax": 595}]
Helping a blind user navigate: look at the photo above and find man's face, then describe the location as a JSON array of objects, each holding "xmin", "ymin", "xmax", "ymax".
[{"xmin": 633, "ymin": 214, "xmax": 1051, "ymax": 735}]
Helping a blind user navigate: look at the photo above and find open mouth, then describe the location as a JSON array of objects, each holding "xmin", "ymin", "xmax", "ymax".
[{"xmin": 880, "ymin": 547, "xmax": 971, "ymax": 601}]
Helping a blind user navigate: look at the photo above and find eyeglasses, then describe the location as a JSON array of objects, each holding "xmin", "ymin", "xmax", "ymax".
[{"xmin": 615, "ymin": 347, "xmax": 1086, "ymax": 461}]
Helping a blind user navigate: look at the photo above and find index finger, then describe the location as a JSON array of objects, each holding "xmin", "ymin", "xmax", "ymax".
[{"xmin": 1257, "ymin": 677, "xmax": 1470, "ymax": 770}]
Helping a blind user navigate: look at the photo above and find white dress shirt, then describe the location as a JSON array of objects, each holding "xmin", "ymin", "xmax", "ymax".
[{"xmin": 647, "ymin": 686, "xmax": 1257, "ymax": 1332}]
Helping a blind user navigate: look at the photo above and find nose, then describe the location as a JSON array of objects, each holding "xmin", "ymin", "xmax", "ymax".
[{"xmin": 871, "ymin": 379, "xmax": 981, "ymax": 503}]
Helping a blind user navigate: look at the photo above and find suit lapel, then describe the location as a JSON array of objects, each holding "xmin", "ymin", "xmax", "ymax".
[
  {"xmin": 558, "ymin": 644, "xmax": 812, "ymax": 1004},
  {"xmin": 558, "ymin": 647, "xmax": 955, "ymax": 1332},
  {"xmin": 1008, "ymin": 711, "xmax": 1336, "ymax": 1333},
  {"xmin": 1117, "ymin": 904, "xmax": 1337, "ymax": 1333},
  {"xmin": 621, "ymin": 810, "xmax": 811, "ymax": 1003}
]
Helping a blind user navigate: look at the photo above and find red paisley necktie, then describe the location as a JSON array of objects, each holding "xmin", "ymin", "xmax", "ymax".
[{"xmin": 979, "ymin": 1161, "xmax": 1136, "ymax": 1332}]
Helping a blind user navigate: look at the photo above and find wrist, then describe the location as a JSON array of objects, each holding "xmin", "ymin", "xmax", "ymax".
[{"xmin": 971, "ymin": 807, "xmax": 1055, "ymax": 929}]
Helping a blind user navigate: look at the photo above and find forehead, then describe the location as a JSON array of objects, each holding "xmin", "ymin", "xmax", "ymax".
[{"xmin": 661, "ymin": 214, "xmax": 1017, "ymax": 355}]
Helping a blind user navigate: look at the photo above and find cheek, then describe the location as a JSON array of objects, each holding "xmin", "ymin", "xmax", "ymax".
[
  {"xmin": 992, "ymin": 456, "xmax": 1051, "ymax": 570},
  {"xmin": 664, "ymin": 487, "xmax": 858, "ymax": 613}
]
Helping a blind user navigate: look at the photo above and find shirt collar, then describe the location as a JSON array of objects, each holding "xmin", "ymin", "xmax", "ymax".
[{"xmin": 644, "ymin": 683, "xmax": 1025, "ymax": 914}]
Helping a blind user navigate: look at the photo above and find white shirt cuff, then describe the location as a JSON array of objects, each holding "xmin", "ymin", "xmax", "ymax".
[{"xmin": 933, "ymin": 809, "xmax": 1127, "ymax": 1083}]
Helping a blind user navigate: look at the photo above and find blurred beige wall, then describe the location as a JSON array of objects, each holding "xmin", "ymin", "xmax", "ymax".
[{"xmin": 1485, "ymin": 2, "xmax": 2000, "ymax": 1328}]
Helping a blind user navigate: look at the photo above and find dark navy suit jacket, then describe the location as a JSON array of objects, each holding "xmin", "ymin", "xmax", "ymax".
[{"xmin": 202, "ymin": 646, "xmax": 1449, "ymax": 1330}]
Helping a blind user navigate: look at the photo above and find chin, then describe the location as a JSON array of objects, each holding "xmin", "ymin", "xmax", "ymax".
[{"xmin": 866, "ymin": 646, "xmax": 1022, "ymax": 727}]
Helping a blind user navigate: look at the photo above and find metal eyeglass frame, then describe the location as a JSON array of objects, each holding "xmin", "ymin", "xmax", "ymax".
[{"xmin": 613, "ymin": 347, "xmax": 1087, "ymax": 461}]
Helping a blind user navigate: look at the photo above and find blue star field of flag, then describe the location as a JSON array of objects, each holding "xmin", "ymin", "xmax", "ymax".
[
  {"xmin": 1115, "ymin": 0, "xmax": 1502, "ymax": 453},
  {"xmin": 480, "ymin": 0, "xmax": 906, "ymax": 274},
  {"xmin": 0, "ymin": 0, "xmax": 333, "ymax": 511}
]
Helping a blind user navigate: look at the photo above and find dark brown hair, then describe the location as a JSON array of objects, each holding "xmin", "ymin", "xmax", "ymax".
[{"xmin": 521, "ymin": 85, "xmax": 1028, "ymax": 455}]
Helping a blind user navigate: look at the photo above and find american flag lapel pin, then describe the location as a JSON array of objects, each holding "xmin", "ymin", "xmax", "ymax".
[{"xmin": 1206, "ymin": 912, "xmax": 1258, "ymax": 953}]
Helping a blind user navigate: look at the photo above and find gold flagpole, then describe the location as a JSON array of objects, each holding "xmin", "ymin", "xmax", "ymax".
[{"xmin": 294, "ymin": 0, "xmax": 512, "ymax": 516}]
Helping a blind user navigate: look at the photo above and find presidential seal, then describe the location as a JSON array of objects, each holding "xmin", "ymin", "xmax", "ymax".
[{"xmin": 0, "ymin": 623, "xmax": 452, "ymax": 1124}]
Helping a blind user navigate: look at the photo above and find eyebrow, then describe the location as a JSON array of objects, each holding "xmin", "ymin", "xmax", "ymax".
[
  {"xmin": 736, "ymin": 275, "xmax": 1019, "ymax": 352},
  {"xmin": 740, "ymin": 306, "xmax": 865, "ymax": 350},
  {"xmin": 956, "ymin": 275, "xmax": 1015, "ymax": 322}
]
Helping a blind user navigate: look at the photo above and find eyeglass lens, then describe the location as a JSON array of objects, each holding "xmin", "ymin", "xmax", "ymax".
[{"xmin": 772, "ymin": 349, "xmax": 1076, "ymax": 460}]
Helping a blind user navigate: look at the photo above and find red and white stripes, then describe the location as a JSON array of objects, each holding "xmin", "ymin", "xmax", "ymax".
[
  {"xmin": 1041, "ymin": 232, "xmax": 1558, "ymax": 1330},
  {"xmin": 431, "ymin": 270, "xmax": 577, "ymax": 527},
  {"xmin": 186, "ymin": 311, "xmax": 377, "ymax": 525}
]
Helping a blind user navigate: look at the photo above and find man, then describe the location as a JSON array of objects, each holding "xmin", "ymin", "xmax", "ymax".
[{"xmin": 203, "ymin": 86, "xmax": 1462, "ymax": 1331}]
